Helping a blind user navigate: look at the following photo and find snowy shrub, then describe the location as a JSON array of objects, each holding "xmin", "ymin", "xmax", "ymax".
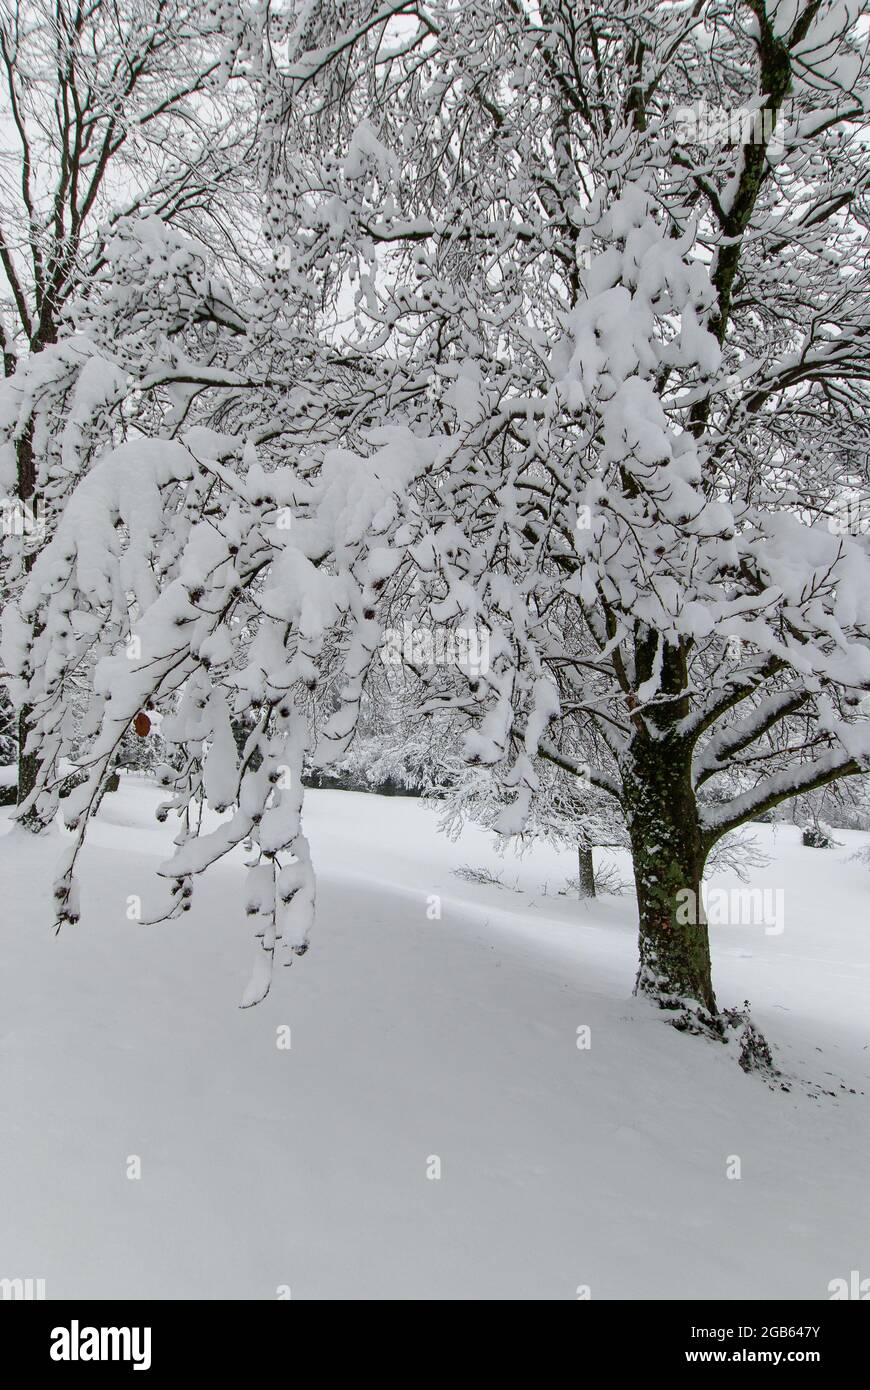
[
  {"xmin": 802, "ymin": 823, "xmax": 834, "ymax": 849},
  {"xmin": 706, "ymin": 828, "xmax": 771, "ymax": 884},
  {"xmin": 563, "ymin": 861, "xmax": 628, "ymax": 898},
  {"xmin": 589, "ymin": 862, "xmax": 629, "ymax": 898},
  {"xmin": 721, "ymin": 1003, "xmax": 780, "ymax": 1083},
  {"xmin": 452, "ymin": 864, "xmax": 507, "ymax": 889}
]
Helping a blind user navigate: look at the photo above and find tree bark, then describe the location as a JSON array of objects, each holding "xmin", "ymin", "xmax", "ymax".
[
  {"xmin": 624, "ymin": 734, "xmax": 716, "ymax": 1018},
  {"xmin": 577, "ymin": 844, "xmax": 596, "ymax": 898},
  {"xmin": 14, "ymin": 419, "xmax": 45, "ymax": 830}
]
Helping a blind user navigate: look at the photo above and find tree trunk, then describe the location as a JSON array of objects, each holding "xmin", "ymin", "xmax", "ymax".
[
  {"xmin": 624, "ymin": 734, "xmax": 716, "ymax": 1018},
  {"xmin": 16, "ymin": 707, "xmax": 42, "ymax": 824},
  {"xmin": 577, "ymin": 845, "xmax": 596, "ymax": 898},
  {"xmin": 14, "ymin": 421, "xmax": 45, "ymax": 831}
]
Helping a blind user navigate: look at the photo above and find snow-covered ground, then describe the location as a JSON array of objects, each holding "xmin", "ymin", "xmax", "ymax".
[{"xmin": 0, "ymin": 779, "xmax": 868, "ymax": 1300}]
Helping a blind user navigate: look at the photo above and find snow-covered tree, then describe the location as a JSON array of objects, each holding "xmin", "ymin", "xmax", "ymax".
[
  {"xmin": 4, "ymin": 0, "xmax": 870, "ymax": 1029},
  {"xmin": 0, "ymin": 0, "xmax": 254, "ymax": 820}
]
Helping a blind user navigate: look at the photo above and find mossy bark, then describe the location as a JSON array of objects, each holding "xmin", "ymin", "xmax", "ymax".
[{"xmin": 625, "ymin": 734, "xmax": 715, "ymax": 1018}]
